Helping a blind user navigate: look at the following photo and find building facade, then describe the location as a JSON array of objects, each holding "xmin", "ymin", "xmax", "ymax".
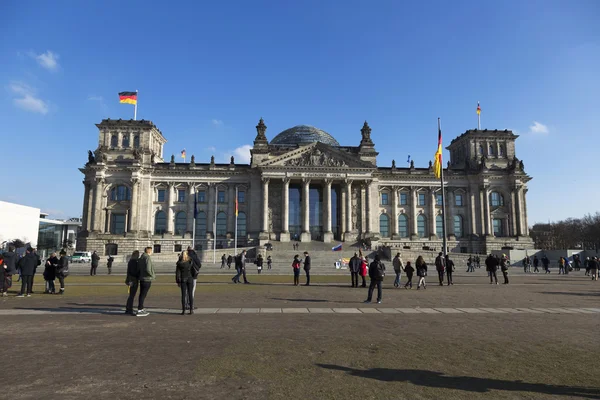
[{"xmin": 78, "ymin": 118, "xmax": 533, "ymax": 257}]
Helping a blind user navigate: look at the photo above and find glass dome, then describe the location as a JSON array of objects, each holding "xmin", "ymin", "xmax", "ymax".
[{"xmin": 270, "ymin": 125, "xmax": 339, "ymax": 147}]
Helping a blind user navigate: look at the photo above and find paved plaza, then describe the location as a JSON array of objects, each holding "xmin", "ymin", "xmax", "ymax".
[{"xmin": 1, "ymin": 270, "xmax": 599, "ymax": 399}]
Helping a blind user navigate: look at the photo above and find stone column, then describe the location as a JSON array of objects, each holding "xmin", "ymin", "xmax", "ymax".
[
  {"xmin": 468, "ymin": 186, "xmax": 477, "ymax": 236},
  {"xmin": 187, "ymin": 183, "xmax": 195, "ymax": 234},
  {"xmin": 300, "ymin": 178, "xmax": 311, "ymax": 242},
  {"xmin": 261, "ymin": 178, "xmax": 270, "ymax": 236},
  {"xmin": 206, "ymin": 183, "xmax": 215, "ymax": 239},
  {"xmin": 92, "ymin": 178, "xmax": 105, "ymax": 232},
  {"xmin": 280, "ymin": 178, "xmax": 290, "ymax": 242},
  {"xmin": 410, "ymin": 186, "xmax": 419, "ymax": 240},
  {"xmin": 124, "ymin": 209, "xmax": 129, "ymax": 233},
  {"xmin": 166, "ymin": 183, "xmax": 175, "ymax": 234},
  {"xmin": 227, "ymin": 184, "xmax": 235, "ymax": 236},
  {"xmin": 340, "ymin": 189, "xmax": 346, "ymax": 236},
  {"xmin": 523, "ymin": 189, "xmax": 529, "ymax": 236},
  {"xmin": 515, "ymin": 187, "xmax": 524, "ymax": 236},
  {"xmin": 392, "ymin": 186, "xmax": 399, "ymax": 237},
  {"xmin": 482, "ymin": 187, "xmax": 491, "ymax": 236},
  {"xmin": 81, "ymin": 182, "xmax": 91, "ymax": 232},
  {"xmin": 130, "ymin": 178, "xmax": 139, "ymax": 233},
  {"xmin": 344, "ymin": 179, "xmax": 355, "ymax": 241},
  {"xmin": 323, "ymin": 179, "xmax": 333, "ymax": 243},
  {"xmin": 429, "ymin": 188, "xmax": 436, "ymax": 239},
  {"xmin": 510, "ymin": 189, "xmax": 517, "ymax": 237},
  {"xmin": 106, "ymin": 209, "xmax": 112, "ymax": 233},
  {"xmin": 365, "ymin": 180, "xmax": 372, "ymax": 234}
]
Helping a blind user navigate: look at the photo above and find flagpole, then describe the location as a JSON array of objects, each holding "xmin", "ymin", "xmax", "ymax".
[
  {"xmin": 213, "ymin": 185, "xmax": 217, "ymax": 264},
  {"xmin": 234, "ymin": 186, "xmax": 238, "ymax": 256},
  {"xmin": 439, "ymin": 118, "xmax": 448, "ymax": 259},
  {"xmin": 477, "ymin": 100, "xmax": 480, "ymax": 130},
  {"xmin": 134, "ymin": 90, "xmax": 138, "ymax": 120},
  {"xmin": 192, "ymin": 189, "xmax": 196, "ymax": 251}
]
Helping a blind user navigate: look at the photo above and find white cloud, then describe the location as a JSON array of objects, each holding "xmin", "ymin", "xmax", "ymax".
[
  {"xmin": 211, "ymin": 119, "xmax": 223, "ymax": 126},
  {"xmin": 529, "ymin": 121, "xmax": 549, "ymax": 135},
  {"xmin": 8, "ymin": 82, "xmax": 49, "ymax": 114},
  {"xmin": 231, "ymin": 144, "xmax": 252, "ymax": 164},
  {"xmin": 34, "ymin": 50, "xmax": 60, "ymax": 71},
  {"xmin": 206, "ymin": 146, "xmax": 217, "ymax": 153}
]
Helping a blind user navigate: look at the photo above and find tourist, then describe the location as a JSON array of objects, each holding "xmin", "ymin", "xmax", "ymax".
[
  {"xmin": 564, "ymin": 257, "xmax": 572, "ymax": 274},
  {"xmin": 303, "ymin": 251, "xmax": 311, "ymax": 286},
  {"xmin": 523, "ymin": 256, "xmax": 530, "ymax": 273},
  {"xmin": 349, "ymin": 253, "xmax": 361, "ymax": 288},
  {"xmin": 43, "ymin": 252, "xmax": 58, "ymax": 294},
  {"xmin": 56, "ymin": 250, "xmax": 69, "ymax": 295},
  {"xmin": 533, "ymin": 255, "xmax": 540, "ymax": 273},
  {"xmin": 392, "ymin": 252, "xmax": 403, "ymax": 288},
  {"xmin": 500, "ymin": 255, "xmax": 510, "ymax": 284},
  {"xmin": 107, "ymin": 255, "xmax": 114, "ymax": 275},
  {"xmin": 292, "ymin": 255, "xmax": 301, "ymax": 286},
  {"xmin": 136, "ymin": 246, "xmax": 155, "ymax": 317},
  {"xmin": 187, "ymin": 246, "xmax": 201, "ymax": 310},
  {"xmin": 176, "ymin": 251, "xmax": 194, "ymax": 315},
  {"xmin": 475, "ymin": 255, "xmax": 481, "ymax": 269},
  {"xmin": 585, "ymin": 257, "xmax": 591, "ymax": 276},
  {"xmin": 16, "ymin": 247, "xmax": 37, "ymax": 297},
  {"xmin": 435, "ymin": 252, "xmax": 445, "ymax": 286},
  {"xmin": 91, "ymin": 250, "xmax": 100, "ymax": 276},
  {"xmin": 227, "ymin": 254, "xmax": 233, "ymax": 269},
  {"xmin": 467, "ymin": 255, "xmax": 474, "ymax": 273},
  {"xmin": 542, "ymin": 255, "xmax": 550, "ymax": 274},
  {"xmin": 364, "ymin": 254, "xmax": 385, "ymax": 304},
  {"xmin": 416, "ymin": 256, "xmax": 427, "ymax": 290},
  {"xmin": 30, "ymin": 249, "xmax": 41, "ymax": 292},
  {"xmin": 558, "ymin": 257, "xmax": 565, "ymax": 274},
  {"xmin": 232, "ymin": 250, "xmax": 249, "ymax": 284},
  {"xmin": 485, "ymin": 254, "xmax": 499, "ymax": 285},
  {"xmin": 267, "ymin": 255, "xmax": 272, "ymax": 270},
  {"xmin": 0, "ymin": 255, "xmax": 5, "ymax": 295},
  {"xmin": 360, "ymin": 256, "xmax": 368, "ymax": 287},
  {"xmin": 574, "ymin": 254, "xmax": 581, "ymax": 271},
  {"xmin": 220, "ymin": 254, "xmax": 226, "ymax": 269},
  {"xmin": 125, "ymin": 250, "xmax": 140, "ymax": 315},
  {"xmin": 404, "ymin": 261, "xmax": 415, "ymax": 289},
  {"xmin": 445, "ymin": 255, "xmax": 454, "ymax": 285},
  {"xmin": 590, "ymin": 257, "xmax": 598, "ymax": 281},
  {"xmin": 256, "ymin": 254, "xmax": 264, "ymax": 274},
  {"xmin": 1, "ymin": 245, "xmax": 17, "ymax": 296}
]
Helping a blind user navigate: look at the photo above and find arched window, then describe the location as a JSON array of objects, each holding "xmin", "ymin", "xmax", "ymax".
[
  {"xmin": 237, "ymin": 212, "xmax": 247, "ymax": 238},
  {"xmin": 133, "ymin": 135, "xmax": 140, "ymax": 148},
  {"xmin": 195, "ymin": 211, "xmax": 207, "ymax": 238},
  {"xmin": 398, "ymin": 214, "xmax": 409, "ymax": 238},
  {"xmin": 154, "ymin": 211, "xmax": 166, "ymax": 235},
  {"xmin": 417, "ymin": 214, "xmax": 427, "ymax": 238},
  {"xmin": 490, "ymin": 191, "xmax": 504, "ymax": 207},
  {"xmin": 122, "ymin": 135, "xmax": 130, "ymax": 148},
  {"xmin": 454, "ymin": 215, "xmax": 464, "ymax": 238},
  {"xmin": 436, "ymin": 215, "xmax": 443, "ymax": 238},
  {"xmin": 489, "ymin": 145, "xmax": 495, "ymax": 156},
  {"xmin": 478, "ymin": 145, "xmax": 484, "ymax": 155},
  {"xmin": 175, "ymin": 211, "xmax": 187, "ymax": 235},
  {"xmin": 110, "ymin": 185, "xmax": 131, "ymax": 201},
  {"xmin": 499, "ymin": 144, "xmax": 505, "ymax": 156},
  {"xmin": 379, "ymin": 214, "xmax": 390, "ymax": 238},
  {"xmin": 216, "ymin": 212, "xmax": 227, "ymax": 238},
  {"xmin": 110, "ymin": 135, "xmax": 118, "ymax": 148}
]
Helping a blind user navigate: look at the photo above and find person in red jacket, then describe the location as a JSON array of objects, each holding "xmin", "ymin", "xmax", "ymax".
[
  {"xmin": 359, "ymin": 257, "xmax": 368, "ymax": 288},
  {"xmin": 292, "ymin": 255, "xmax": 301, "ymax": 286}
]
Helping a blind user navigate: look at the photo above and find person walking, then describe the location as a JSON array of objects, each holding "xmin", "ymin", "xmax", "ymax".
[
  {"xmin": 392, "ymin": 253, "xmax": 403, "ymax": 288},
  {"xmin": 404, "ymin": 261, "xmax": 415, "ymax": 289},
  {"xmin": 500, "ymin": 255, "xmax": 510, "ymax": 284},
  {"xmin": 16, "ymin": 247, "xmax": 37, "ymax": 297},
  {"xmin": 125, "ymin": 250, "xmax": 140, "ymax": 315},
  {"xmin": 256, "ymin": 254, "xmax": 264, "ymax": 274},
  {"xmin": 227, "ymin": 254, "xmax": 233, "ymax": 269},
  {"xmin": 416, "ymin": 256, "xmax": 427, "ymax": 290},
  {"xmin": 485, "ymin": 254, "xmax": 499, "ymax": 285},
  {"xmin": 136, "ymin": 247, "xmax": 155, "ymax": 317},
  {"xmin": 220, "ymin": 254, "xmax": 226, "ymax": 269},
  {"xmin": 558, "ymin": 257, "xmax": 565, "ymax": 274},
  {"xmin": 176, "ymin": 251, "xmax": 195, "ymax": 315},
  {"xmin": 533, "ymin": 255, "xmax": 540, "ymax": 273},
  {"xmin": 435, "ymin": 252, "xmax": 445, "ymax": 286},
  {"xmin": 43, "ymin": 252, "xmax": 58, "ymax": 294},
  {"xmin": 467, "ymin": 255, "xmax": 474, "ymax": 273},
  {"xmin": 542, "ymin": 255, "xmax": 550, "ymax": 274},
  {"xmin": 303, "ymin": 251, "xmax": 311, "ymax": 286},
  {"xmin": 564, "ymin": 257, "xmax": 572, "ymax": 275},
  {"xmin": 349, "ymin": 253, "xmax": 361, "ymax": 288},
  {"xmin": 267, "ymin": 255, "xmax": 272, "ymax": 270},
  {"xmin": 590, "ymin": 257, "xmax": 599, "ymax": 281},
  {"xmin": 55, "ymin": 250, "xmax": 69, "ymax": 295},
  {"xmin": 232, "ymin": 250, "xmax": 249, "ymax": 284},
  {"xmin": 585, "ymin": 257, "xmax": 591, "ymax": 276},
  {"xmin": 1, "ymin": 245, "xmax": 18, "ymax": 296},
  {"xmin": 522, "ymin": 257, "xmax": 529, "ymax": 274},
  {"xmin": 364, "ymin": 255, "xmax": 385, "ymax": 304},
  {"xmin": 359, "ymin": 257, "xmax": 368, "ymax": 288},
  {"xmin": 445, "ymin": 255, "xmax": 454, "ymax": 285},
  {"xmin": 107, "ymin": 255, "xmax": 114, "ymax": 275},
  {"xmin": 292, "ymin": 255, "xmax": 301, "ymax": 286},
  {"xmin": 91, "ymin": 251, "xmax": 100, "ymax": 276}
]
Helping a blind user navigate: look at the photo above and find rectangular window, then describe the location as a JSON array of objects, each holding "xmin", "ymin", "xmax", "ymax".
[
  {"xmin": 157, "ymin": 189, "xmax": 166, "ymax": 202},
  {"xmin": 197, "ymin": 191, "xmax": 206, "ymax": 203},
  {"xmin": 174, "ymin": 244, "xmax": 182, "ymax": 252},
  {"xmin": 381, "ymin": 193, "xmax": 389, "ymax": 205},
  {"xmin": 110, "ymin": 214, "xmax": 126, "ymax": 234},
  {"xmin": 418, "ymin": 193, "xmax": 426, "ymax": 206},
  {"xmin": 153, "ymin": 244, "xmax": 161, "ymax": 254},
  {"xmin": 436, "ymin": 194, "xmax": 443, "ymax": 206},
  {"xmin": 493, "ymin": 219, "xmax": 504, "ymax": 237},
  {"xmin": 218, "ymin": 190, "xmax": 225, "ymax": 203},
  {"xmin": 178, "ymin": 189, "xmax": 185, "ymax": 203},
  {"xmin": 455, "ymin": 194, "xmax": 463, "ymax": 206},
  {"xmin": 238, "ymin": 191, "xmax": 245, "ymax": 204},
  {"xmin": 400, "ymin": 193, "xmax": 408, "ymax": 205}
]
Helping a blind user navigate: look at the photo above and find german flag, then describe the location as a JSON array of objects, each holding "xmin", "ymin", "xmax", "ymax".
[
  {"xmin": 433, "ymin": 126, "xmax": 443, "ymax": 179},
  {"xmin": 476, "ymin": 101, "xmax": 481, "ymax": 115},
  {"xmin": 119, "ymin": 91, "xmax": 137, "ymax": 105}
]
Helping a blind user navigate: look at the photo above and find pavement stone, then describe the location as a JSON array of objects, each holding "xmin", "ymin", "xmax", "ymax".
[
  {"xmin": 282, "ymin": 308, "xmax": 309, "ymax": 314},
  {"xmin": 418, "ymin": 308, "xmax": 441, "ymax": 314},
  {"xmin": 216, "ymin": 308, "xmax": 241, "ymax": 314},
  {"xmin": 434, "ymin": 308, "xmax": 465, "ymax": 314},
  {"xmin": 260, "ymin": 308, "xmax": 282, "ymax": 313},
  {"xmin": 456, "ymin": 308, "xmax": 488, "ymax": 314},
  {"xmin": 359, "ymin": 308, "xmax": 381, "ymax": 313},
  {"xmin": 240, "ymin": 308, "xmax": 260, "ymax": 314},
  {"xmin": 332, "ymin": 308, "xmax": 362, "ymax": 314},
  {"xmin": 377, "ymin": 308, "xmax": 401, "ymax": 314},
  {"xmin": 395, "ymin": 308, "xmax": 422, "ymax": 313},
  {"xmin": 308, "ymin": 308, "xmax": 334, "ymax": 313}
]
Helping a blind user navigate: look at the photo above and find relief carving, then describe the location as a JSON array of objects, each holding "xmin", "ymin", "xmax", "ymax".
[{"xmin": 285, "ymin": 149, "xmax": 347, "ymax": 167}]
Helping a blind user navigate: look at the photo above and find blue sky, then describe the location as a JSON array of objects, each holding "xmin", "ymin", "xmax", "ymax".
[{"xmin": 0, "ymin": 0, "xmax": 598, "ymax": 224}]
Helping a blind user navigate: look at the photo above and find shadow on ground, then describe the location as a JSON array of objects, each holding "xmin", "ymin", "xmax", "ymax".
[
  {"xmin": 540, "ymin": 291, "xmax": 600, "ymax": 297},
  {"xmin": 317, "ymin": 364, "xmax": 600, "ymax": 398}
]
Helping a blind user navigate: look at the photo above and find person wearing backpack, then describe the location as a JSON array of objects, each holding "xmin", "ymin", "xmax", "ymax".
[
  {"xmin": 55, "ymin": 250, "xmax": 69, "ymax": 295},
  {"xmin": 364, "ymin": 255, "xmax": 385, "ymax": 304},
  {"xmin": 125, "ymin": 250, "xmax": 141, "ymax": 315}
]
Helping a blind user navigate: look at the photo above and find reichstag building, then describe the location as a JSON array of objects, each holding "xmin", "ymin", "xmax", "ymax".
[{"xmin": 78, "ymin": 118, "xmax": 533, "ymax": 256}]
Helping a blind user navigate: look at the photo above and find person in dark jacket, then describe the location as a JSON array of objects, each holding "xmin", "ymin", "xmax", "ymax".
[
  {"xmin": 485, "ymin": 254, "xmax": 499, "ymax": 284},
  {"xmin": 292, "ymin": 255, "xmax": 301, "ymax": 286},
  {"xmin": 187, "ymin": 247, "xmax": 201, "ymax": 309},
  {"xmin": 256, "ymin": 254, "xmax": 264, "ymax": 274},
  {"xmin": 303, "ymin": 251, "xmax": 311, "ymax": 286},
  {"xmin": 2, "ymin": 245, "xmax": 18, "ymax": 296},
  {"xmin": 404, "ymin": 261, "xmax": 415, "ymax": 289},
  {"xmin": 364, "ymin": 255, "xmax": 385, "ymax": 304},
  {"xmin": 125, "ymin": 250, "xmax": 140, "ymax": 315},
  {"xmin": 220, "ymin": 254, "xmax": 226, "ymax": 269},
  {"xmin": 445, "ymin": 255, "xmax": 454, "ymax": 286},
  {"xmin": 590, "ymin": 257, "xmax": 599, "ymax": 281},
  {"xmin": 136, "ymin": 247, "xmax": 155, "ymax": 317},
  {"xmin": 56, "ymin": 250, "xmax": 69, "ymax": 295},
  {"xmin": 31, "ymin": 249, "xmax": 41, "ymax": 293},
  {"xmin": 107, "ymin": 256, "xmax": 114, "ymax": 275},
  {"xmin": 416, "ymin": 256, "xmax": 428, "ymax": 290},
  {"xmin": 43, "ymin": 252, "xmax": 58, "ymax": 294},
  {"xmin": 176, "ymin": 251, "xmax": 194, "ymax": 315},
  {"xmin": 267, "ymin": 255, "xmax": 272, "ymax": 270},
  {"xmin": 227, "ymin": 255, "xmax": 233, "ymax": 269},
  {"xmin": 542, "ymin": 255, "xmax": 550, "ymax": 274},
  {"xmin": 392, "ymin": 253, "xmax": 403, "ymax": 288},
  {"xmin": 91, "ymin": 251, "xmax": 100, "ymax": 276},
  {"xmin": 349, "ymin": 253, "xmax": 361, "ymax": 288},
  {"xmin": 16, "ymin": 248, "xmax": 38, "ymax": 297},
  {"xmin": 533, "ymin": 255, "xmax": 540, "ymax": 273},
  {"xmin": 435, "ymin": 252, "xmax": 445, "ymax": 286},
  {"xmin": 232, "ymin": 250, "xmax": 249, "ymax": 284},
  {"xmin": 500, "ymin": 255, "xmax": 510, "ymax": 284}
]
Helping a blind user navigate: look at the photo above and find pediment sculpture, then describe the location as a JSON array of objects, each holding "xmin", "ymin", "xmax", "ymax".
[{"xmin": 284, "ymin": 149, "xmax": 347, "ymax": 167}]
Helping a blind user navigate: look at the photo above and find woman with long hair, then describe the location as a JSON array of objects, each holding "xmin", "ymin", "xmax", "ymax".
[
  {"xmin": 176, "ymin": 251, "xmax": 194, "ymax": 315},
  {"xmin": 56, "ymin": 250, "xmax": 69, "ymax": 295},
  {"xmin": 292, "ymin": 255, "xmax": 301, "ymax": 286},
  {"xmin": 125, "ymin": 250, "xmax": 140, "ymax": 315},
  {"xmin": 416, "ymin": 255, "xmax": 427, "ymax": 290}
]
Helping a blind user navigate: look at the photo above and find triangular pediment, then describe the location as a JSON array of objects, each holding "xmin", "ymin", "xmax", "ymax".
[{"xmin": 260, "ymin": 142, "xmax": 373, "ymax": 169}]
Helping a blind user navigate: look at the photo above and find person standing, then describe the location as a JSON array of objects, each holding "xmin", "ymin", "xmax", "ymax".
[
  {"xmin": 56, "ymin": 250, "xmax": 69, "ymax": 295},
  {"xmin": 292, "ymin": 255, "xmax": 301, "ymax": 286},
  {"xmin": 136, "ymin": 247, "xmax": 155, "ymax": 317},
  {"xmin": 522, "ymin": 257, "xmax": 529, "ymax": 274},
  {"xmin": 558, "ymin": 257, "xmax": 565, "ymax": 274},
  {"xmin": 574, "ymin": 254, "xmax": 581, "ymax": 271},
  {"xmin": 220, "ymin": 254, "xmax": 226, "ymax": 269},
  {"xmin": 360, "ymin": 256, "xmax": 368, "ymax": 287},
  {"xmin": 445, "ymin": 255, "xmax": 454, "ymax": 286},
  {"xmin": 467, "ymin": 255, "xmax": 474, "ymax": 273},
  {"xmin": 267, "ymin": 255, "xmax": 272, "ymax": 270},
  {"xmin": 364, "ymin": 254, "xmax": 385, "ymax": 304},
  {"xmin": 303, "ymin": 251, "xmax": 311, "ymax": 286},
  {"xmin": 392, "ymin": 253, "xmax": 403, "ymax": 288},
  {"xmin": 125, "ymin": 251, "xmax": 140, "ymax": 315},
  {"xmin": 485, "ymin": 254, "xmax": 499, "ymax": 285},
  {"xmin": 256, "ymin": 254, "xmax": 264, "ymax": 274},
  {"xmin": 16, "ymin": 247, "xmax": 37, "ymax": 297},
  {"xmin": 91, "ymin": 251, "xmax": 100, "ymax": 276},
  {"xmin": 500, "ymin": 255, "xmax": 510, "ymax": 284},
  {"xmin": 107, "ymin": 255, "xmax": 114, "ymax": 275},
  {"xmin": 533, "ymin": 255, "xmax": 540, "ymax": 273},
  {"xmin": 1, "ymin": 245, "xmax": 17, "ymax": 296},
  {"xmin": 416, "ymin": 256, "xmax": 427, "ymax": 290},
  {"xmin": 404, "ymin": 261, "xmax": 415, "ymax": 289},
  {"xmin": 585, "ymin": 257, "xmax": 591, "ymax": 276},
  {"xmin": 542, "ymin": 255, "xmax": 550, "ymax": 274},
  {"xmin": 43, "ymin": 252, "xmax": 58, "ymax": 294},
  {"xmin": 590, "ymin": 257, "xmax": 599, "ymax": 281},
  {"xmin": 227, "ymin": 254, "xmax": 233, "ymax": 269},
  {"xmin": 349, "ymin": 253, "xmax": 361, "ymax": 288},
  {"xmin": 435, "ymin": 252, "xmax": 445, "ymax": 286},
  {"xmin": 176, "ymin": 251, "xmax": 194, "ymax": 315},
  {"xmin": 187, "ymin": 246, "xmax": 201, "ymax": 310}
]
